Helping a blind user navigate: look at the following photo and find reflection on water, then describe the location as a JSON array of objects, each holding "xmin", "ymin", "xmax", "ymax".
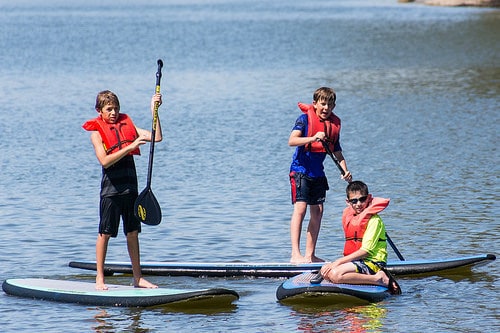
[
  {"xmin": 91, "ymin": 304, "xmax": 240, "ymax": 332},
  {"xmin": 92, "ymin": 309, "xmax": 114, "ymax": 332},
  {"xmin": 291, "ymin": 303, "xmax": 386, "ymax": 333},
  {"xmin": 92, "ymin": 308, "xmax": 153, "ymax": 333}
]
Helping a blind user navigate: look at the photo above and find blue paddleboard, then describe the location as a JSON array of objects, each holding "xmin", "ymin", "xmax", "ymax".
[
  {"xmin": 69, "ymin": 254, "xmax": 495, "ymax": 278},
  {"xmin": 276, "ymin": 272, "xmax": 390, "ymax": 303},
  {"xmin": 2, "ymin": 278, "xmax": 239, "ymax": 307}
]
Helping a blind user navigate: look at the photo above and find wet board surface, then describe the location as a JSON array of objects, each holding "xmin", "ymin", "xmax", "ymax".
[
  {"xmin": 2, "ymin": 278, "xmax": 239, "ymax": 307},
  {"xmin": 69, "ymin": 254, "xmax": 495, "ymax": 278},
  {"xmin": 276, "ymin": 272, "xmax": 390, "ymax": 303}
]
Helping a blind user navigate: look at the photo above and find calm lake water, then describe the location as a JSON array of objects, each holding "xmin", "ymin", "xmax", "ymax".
[{"xmin": 0, "ymin": 0, "xmax": 498, "ymax": 332}]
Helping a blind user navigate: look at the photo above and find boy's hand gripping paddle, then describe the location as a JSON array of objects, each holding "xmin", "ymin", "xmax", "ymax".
[{"xmin": 134, "ymin": 59, "xmax": 163, "ymax": 226}]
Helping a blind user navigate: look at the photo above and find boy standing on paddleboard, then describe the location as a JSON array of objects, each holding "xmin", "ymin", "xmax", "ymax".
[
  {"xmin": 288, "ymin": 87, "xmax": 351, "ymax": 264},
  {"xmin": 319, "ymin": 181, "xmax": 401, "ymax": 294},
  {"xmin": 83, "ymin": 90, "xmax": 162, "ymax": 290}
]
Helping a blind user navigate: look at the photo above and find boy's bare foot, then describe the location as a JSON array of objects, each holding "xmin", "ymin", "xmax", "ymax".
[
  {"xmin": 291, "ymin": 255, "xmax": 325, "ymax": 264},
  {"xmin": 310, "ymin": 255, "xmax": 325, "ymax": 263},
  {"xmin": 375, "ymin": 270, "xmax": 389, "ymax": 286},
  {"xmin": 96, "ymin": 277, "xmax": 108, "ymax": 291},
  {"xmin": 299, "ymin": 255, "xmax": 325, "ymax": 263},
  {"xmin": 375, "ymin": 269, "xmax": 402, "ymax": 295},
  {"xmin": 290, "ymin": 254, "xmax": 306, "ymax": 264},
  {"xmin": 134, "ymin": 277, "xmax": 158, "ymax": 289}
]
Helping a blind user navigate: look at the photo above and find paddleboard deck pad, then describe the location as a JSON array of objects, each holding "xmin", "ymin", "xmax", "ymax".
[
  {"xmin": 2, "ymin": 278, "xmax": 239, "ymax": 307},
  {"xmin": 69, "ymin": 254, "xmax": 495, "ymax": 278},
  {"xmin": 276, "ymin": 272, "xmax": 390, "ymax": 303}
]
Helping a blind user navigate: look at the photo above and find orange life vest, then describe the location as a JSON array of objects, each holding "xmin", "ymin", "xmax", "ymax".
[
  {"xmin": 298, "ymin": 102, "xmax": 341, "ymax": 153},
  {"xmin": 82, "ymin": 113, "xmax": 140, "ymax": 156},
  {"xmin": 342, "ymin": 196, "xmax": 390, "ymax": 256}
]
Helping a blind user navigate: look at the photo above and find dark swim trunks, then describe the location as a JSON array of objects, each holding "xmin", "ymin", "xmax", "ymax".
[
  {"xmin": 289, "ymin": 171, "xmax": 329, "ymax": 205},
  {"xmin": 99, "ymin": 193, "xmax": 141, "ymax": 237}
]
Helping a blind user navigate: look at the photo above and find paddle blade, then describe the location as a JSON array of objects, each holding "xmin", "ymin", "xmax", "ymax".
[{"xmin": 134, "ymin": 188, "xmax": 162, "ymax": 225}]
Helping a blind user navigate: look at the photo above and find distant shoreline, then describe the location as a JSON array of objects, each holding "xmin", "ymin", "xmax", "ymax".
[{"xmin": 399, "ymin": 0, "xmax": 500, "ymax": 7}]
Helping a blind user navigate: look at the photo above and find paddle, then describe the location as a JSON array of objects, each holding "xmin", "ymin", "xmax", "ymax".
[{"xmin": 134, "ymin": 59, "xmax": 163, "ymax": 226}]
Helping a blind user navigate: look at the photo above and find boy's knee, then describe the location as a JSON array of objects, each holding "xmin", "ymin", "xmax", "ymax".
[
  {"xmin": 98, "ymin": 233, "xmax": 111, "ymax": 240},
  {"xmin": 326, "ymin": 270, "xmax": 341, "ymax": 284},
  {"xmin": 126, "ymin": 230, "xmax": 139, "ymax": 238}
]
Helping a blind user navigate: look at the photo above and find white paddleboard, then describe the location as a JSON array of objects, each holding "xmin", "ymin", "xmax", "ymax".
[{"xmin": 2, "ymin": 278, "xmax": 239, "ymax": 307}]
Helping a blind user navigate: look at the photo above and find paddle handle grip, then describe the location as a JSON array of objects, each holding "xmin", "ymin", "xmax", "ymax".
[{"xmin": 151, "ymin": 59, "xmax": 163, "ymax": 137}]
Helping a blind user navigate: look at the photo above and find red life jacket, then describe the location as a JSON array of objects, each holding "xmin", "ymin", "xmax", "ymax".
[
  {"xmin": 82, "ymin": 113, "xmax": 140, "ymax": 156},
  {"xmin": 298, "ymin": 102, "xmax": 341, "ymax": 153},
  {"xmin": 342, "ymin": 196, "xmax": 390, "ymax": 256}
]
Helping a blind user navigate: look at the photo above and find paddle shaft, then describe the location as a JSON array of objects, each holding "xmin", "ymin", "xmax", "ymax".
[
  {"xmin": 386, "ymin": 232, "xmax": 405, "ymax": 261},
  {"xmin": 321, "ymin": 140, "xmax": 346, "ymax": 176},
  {"xmin": 145, "ymin": 59, "xmax": 163, "ymax": 188}
]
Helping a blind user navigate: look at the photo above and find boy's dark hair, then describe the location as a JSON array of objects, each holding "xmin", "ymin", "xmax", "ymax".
[
  {"xmin": 95, "ymin": 90, "xmax": 120, "ymax": 112},
  {"xmin": 313, "ymin": 87, "xmax": 336, "ymax": 104},
  {"xmin": 346, "ymin": 181, "xmax": 369, "ymax": 197}
]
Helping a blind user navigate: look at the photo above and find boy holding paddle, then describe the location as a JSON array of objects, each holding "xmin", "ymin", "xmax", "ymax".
[
  {"xmin": 83, "ymin": 90, "xmax": 162, "ymax": 290},
  {"xmin": 318, "ymin": 181, "xmax": 401, "ymax": 294},
  {"xmin": 288, "ymin": 87, "xmax": 351, "ymax": 264}
]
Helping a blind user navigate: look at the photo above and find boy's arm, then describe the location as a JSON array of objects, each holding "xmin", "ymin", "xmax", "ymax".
[
  {"xmin": 321, "ymin": 248, "xmax": 369, "ymax": 277},
  {"xmin": 334, "ymin": 248, "xmax": 369, "ymax": 267},
  {"xmin": 288, "ymin": 129, "xmax": 325, "ymax": 147},
  {"xmin": 90, "ymin": 131, "xmax": 147, "ymax": 169}
]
